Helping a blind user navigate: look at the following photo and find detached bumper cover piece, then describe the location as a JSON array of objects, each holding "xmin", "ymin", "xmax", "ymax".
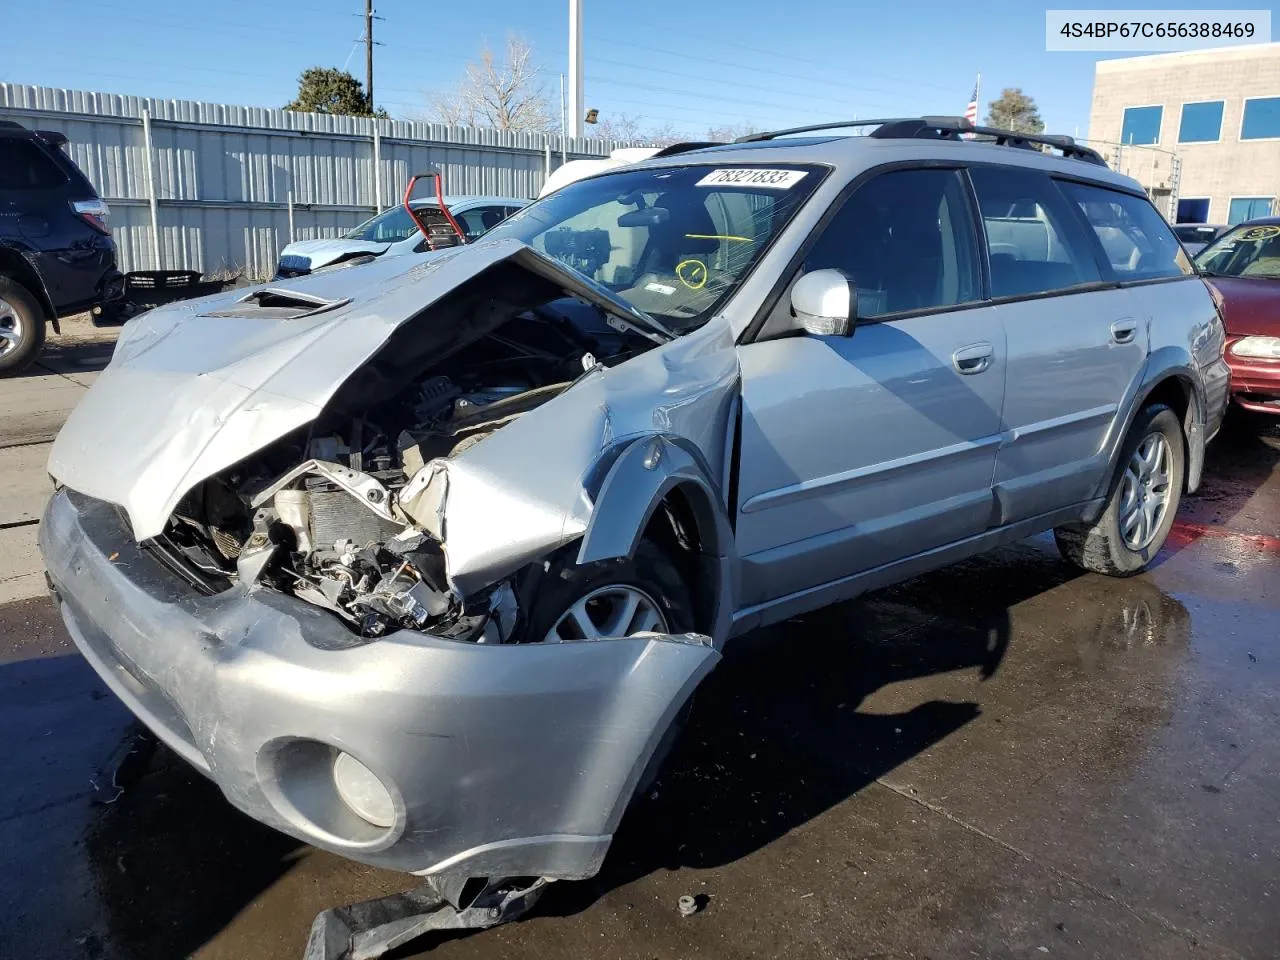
[{"xmin": 41, "ymin": 489, "xmax": 718, "ymax": 879}]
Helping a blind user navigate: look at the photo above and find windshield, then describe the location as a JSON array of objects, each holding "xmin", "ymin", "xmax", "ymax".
[
  {"xmin": 1174, "ymin": 225, "xmax": 1220, "ymax": 244},
  {"xmin": 1195, "ymin": 223, "xmax": 1280, "ymax": 279},
  {"xmin": 483, "ymin": 163, "xmax": 824, "ymax": 332},
  {"xmin": 344, "ymin": 204, "xmax": 438, "ymax": 243}
]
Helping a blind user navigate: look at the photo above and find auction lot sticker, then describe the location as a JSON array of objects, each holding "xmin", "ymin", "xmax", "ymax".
[{"xmin": 696, "ymin": 169, "xmax": 808, "ymax": 189}]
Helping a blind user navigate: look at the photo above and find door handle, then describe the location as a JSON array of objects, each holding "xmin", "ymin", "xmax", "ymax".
[
  {"xmin": 1111, "ymin": 319, "xmax": 1139, "ymax": 344},
  {"xmin": 952, "ymin": 342, "xmax": 994, "ymax": 375}
]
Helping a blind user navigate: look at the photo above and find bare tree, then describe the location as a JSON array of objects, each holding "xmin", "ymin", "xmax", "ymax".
[
  {"xmin": 705, "ymin": 122, "xmax": 760, "ymax": 143},
  {"xmin": 433, "ymin": 36, "xmax": 553, "ymax": 132},
  {"xmin": 646, "ymin": 122, "xmax": 687, "ymax": 147},
  {"xmin": 592, "ymin": 112, "xmax": 645, "ymax": 142}
]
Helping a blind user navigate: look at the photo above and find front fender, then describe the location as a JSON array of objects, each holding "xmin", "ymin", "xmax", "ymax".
[{"xmin": 577, "ymin": 435, "xmax": 739, "ymax": 645}]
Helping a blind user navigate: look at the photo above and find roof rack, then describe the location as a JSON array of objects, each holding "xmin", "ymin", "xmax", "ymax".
[
  {"xmin": 650, "ymin": 141, "xmax": 723, "ymax": 157},
  {"xmin": 735, "ymin": 116, "xmax": 1106, "ymax": 166}
]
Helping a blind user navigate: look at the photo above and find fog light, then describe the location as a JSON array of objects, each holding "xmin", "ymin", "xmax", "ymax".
[{"xmin": 332, "ymin": 752, "xmax": 395, "ymax": 828}]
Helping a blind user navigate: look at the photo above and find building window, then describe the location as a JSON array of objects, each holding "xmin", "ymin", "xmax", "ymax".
[
  {"xmin": 1241, "ymin": 97, "xmax": 1280, "ymax": 140},
  {"xmin": 1178, "ymin": 101, "xmax": 1223, "ymax": 143},
  {"xmin": 1176, "ymin": 198, "xmax": 1211, "ymax": 224},
  {"xmin": 1121, "ymin": 105, "xmax": 1162, "ymax": 145},
  {"xmin": 1228, "ymin": 197, "xmax": 1274, "ymax": 225}
]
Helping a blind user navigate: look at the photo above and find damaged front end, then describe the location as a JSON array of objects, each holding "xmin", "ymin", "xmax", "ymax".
[
  {"xmin": 133, "ymin": 246, "xmax": 668, "ymax": 643},
  {"xmin": 43, "ymin": 237, "xmax": 737, "ymax": 909}
]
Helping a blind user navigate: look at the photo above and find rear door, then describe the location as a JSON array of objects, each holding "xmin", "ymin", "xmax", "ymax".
[
  {"xmin": 734, "ymin": 166, "xmax": 1006, "ymax": 607},
  {"xmin": 971, "ymin": 165, "xmax": 1146, "ymax": 523}
]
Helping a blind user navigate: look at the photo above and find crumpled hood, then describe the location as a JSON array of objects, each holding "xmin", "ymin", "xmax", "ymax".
[
  {"xmin": 48, "ymin": 238, "xmax": 658, "ymax": 542},
  {"xmin": 277, "ymin": 237, "xmax": 391, "ymax": 269}
]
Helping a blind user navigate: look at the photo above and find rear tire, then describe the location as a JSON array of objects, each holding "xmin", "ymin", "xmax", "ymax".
[
  {"xmin": 1054, "ymin": 404, "xmax": 1185, "ymax": 576},
  {"xmin": 0, "ymin": 277, "xmax": 47, "ymax": 375}
]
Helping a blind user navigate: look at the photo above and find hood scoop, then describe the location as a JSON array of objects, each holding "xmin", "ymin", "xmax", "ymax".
[{"xmin": 205, "ymin": 288, "xmax": 352, "ymax": 320}]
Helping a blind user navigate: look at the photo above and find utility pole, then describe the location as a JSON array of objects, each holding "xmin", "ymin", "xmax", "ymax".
[
  {"xmin": 568, "ymin": 0, "xmax": 583, "ymax": 138},
  {"xmin": 364, "ymin": 0, "xmax": 375, "ymax": 109}
]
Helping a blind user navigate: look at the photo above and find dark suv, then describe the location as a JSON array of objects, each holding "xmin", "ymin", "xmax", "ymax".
[{"xmin": 0, "ymin": 120, "xmax": 124, "ymax": 373}]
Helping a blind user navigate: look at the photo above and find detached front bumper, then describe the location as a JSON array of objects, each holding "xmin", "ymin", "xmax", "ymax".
[{"xmin": 40, "ymin": 489, "xmax": 716, "ymax": 879}]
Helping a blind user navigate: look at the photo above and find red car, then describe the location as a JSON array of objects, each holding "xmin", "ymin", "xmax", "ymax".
[{"xmin": 1196, "ymin": 218, "xmax": 1280, "ymax": 415}]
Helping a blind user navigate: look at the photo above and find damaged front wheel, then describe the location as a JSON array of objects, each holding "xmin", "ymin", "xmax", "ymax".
[
  {"xmin": 523, "ymin": 539, "xmax": 695, "ymax": 644},
  {"xmin": 525, "ymin": 539, "xmax": 699, "ymax": 795}
]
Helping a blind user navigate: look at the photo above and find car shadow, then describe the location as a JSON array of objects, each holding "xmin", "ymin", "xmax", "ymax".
[
  {"xmin": 533, "ymin": 540, "xmax": 1080, "ymax": 922},
  {"xmin": 83, "ymin": 744, "xmax": 307, "ymax": 960},
  {"xmin": 7, "ymin": 333, "xmax": 118, "ymax": 379}
]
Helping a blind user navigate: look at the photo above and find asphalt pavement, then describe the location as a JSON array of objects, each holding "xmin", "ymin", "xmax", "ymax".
[
  {"xmin": 1, "ymin": 337, "xmax": 1277, "ymax": 959},
  {"xmin": 0, "ymin": 319, "xmax": 115, "ymax": 604}
]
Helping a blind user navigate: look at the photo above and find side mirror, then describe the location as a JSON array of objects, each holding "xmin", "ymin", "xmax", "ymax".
[{"xmin": 790, "ymin": 269, "xmax": 854, "ymax": 336}]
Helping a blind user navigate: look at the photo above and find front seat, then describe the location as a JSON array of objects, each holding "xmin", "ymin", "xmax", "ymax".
[{"xmin": 637, "ymin": 199, "xmax": 721, "ymax": 280}]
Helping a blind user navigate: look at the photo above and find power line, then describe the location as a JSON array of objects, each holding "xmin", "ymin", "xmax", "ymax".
[
  {"xmin": 587, "ymin": 23, "xmax": 960, "ymax": 94},
  {"xmin": 582, "ymin": 74, "xmax": 888, "ymax": 123},
  {"xmin": 580, "ymin": 60, "xmax": 898, "ymax": 115},
  {"xmin": 585, "ymin": 34, "xmax": 932, "ymax": 102}
]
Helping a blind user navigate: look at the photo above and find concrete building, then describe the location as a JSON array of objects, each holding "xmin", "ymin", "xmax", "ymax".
[{"xmin": 1087, "ymin": 44, "xmax": 1280, "ymax": 225}]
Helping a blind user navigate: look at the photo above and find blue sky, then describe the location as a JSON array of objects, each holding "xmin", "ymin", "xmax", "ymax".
[{"xmin": 0, "ymin": 0, "xmax": 1234, "ymax": 139}]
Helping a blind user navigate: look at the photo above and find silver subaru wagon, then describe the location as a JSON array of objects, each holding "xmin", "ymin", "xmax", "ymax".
[{"xmin": 40, "ymin": 118, "xmax": 1230, "ymax": 938}]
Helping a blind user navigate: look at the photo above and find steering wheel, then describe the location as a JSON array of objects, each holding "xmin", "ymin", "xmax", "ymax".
[{"xmin": 675, "ymin": 259, "xmax": 709, "ymax": 290}]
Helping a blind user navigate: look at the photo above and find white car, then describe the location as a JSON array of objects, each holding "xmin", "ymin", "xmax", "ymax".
[
  {"xmin": 275, "ymin": 195, "xmax": 527, "ymax": 279},
  {"xmin": 537, "ymin": 147, "xmax": 664, "ymax": 198}
]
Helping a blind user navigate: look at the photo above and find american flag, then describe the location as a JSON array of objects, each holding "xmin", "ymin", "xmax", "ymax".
[{"xmin": 964, "ymin": 78, "xmax": 980, "ymax": 127}]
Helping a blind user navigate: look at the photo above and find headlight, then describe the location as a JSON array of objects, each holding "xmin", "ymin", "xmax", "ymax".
[
  {"xmin": 332, "ymin": 752, "xmax": 396, "ymax": 827},
  {"xmin": 1231, "ymin": 336, "xmax": 1280, "ymax": 359}
]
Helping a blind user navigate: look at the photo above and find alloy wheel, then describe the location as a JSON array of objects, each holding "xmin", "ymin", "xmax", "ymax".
[
  {"xmin": 0, "ymin": 297, "xmax": 22, "ymax": 359},
  {"xmin": 543, "ymin": 584, "xmax": 669, "ymax": 642},
  {"xmin": 1118, "ymin": 432, "xmax": 1172, "ymax": 551}
]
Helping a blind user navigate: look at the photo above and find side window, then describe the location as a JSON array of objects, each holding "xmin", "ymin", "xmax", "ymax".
[
  {"xmin": 0, "ymin": 140, "xmax": 68, "ymax": 190},
  {"xmin": 968, "ymin": 166, "xmax": 1102, "ymax": 298},
  {"xmin": 804, "ymin": 168, "xmax": 980, "ymax": 318},
  {"xmin": 455, "ymin": 208, "xmax": 494, "ymax": 241},
  {"xmin": 1060, "ymin": 181, "xmax": 1191, "ymax": 281}
]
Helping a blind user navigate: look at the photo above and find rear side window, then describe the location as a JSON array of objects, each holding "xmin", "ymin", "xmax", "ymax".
[
  {"xmin": 0, "ymin": 139, "xmax": 68, "ymax": 190},
  {"xmin": 968, "ymin": 166, "xmax": 1102, "ymax": 298},
  {"xmin": 804, "ymin": 168, "xmax": 981, "ymax": 318},
  {"xmin": 1061, "ymin": 182, "xmax": 1191, "ymax": 281}
]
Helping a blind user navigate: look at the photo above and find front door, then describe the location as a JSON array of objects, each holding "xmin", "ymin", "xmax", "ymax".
[{"xmin": 734, "ymin": 167, "xmax": 1006, "ymax": 609}]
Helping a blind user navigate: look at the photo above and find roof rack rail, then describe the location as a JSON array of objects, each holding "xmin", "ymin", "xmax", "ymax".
[
  {"xmin": 735, "ymin": 116, "xmax": 1106, "ymax": 166},
  {"xmin": 650, "ymin": 141, "xmax": 723, "ymax": 157}
]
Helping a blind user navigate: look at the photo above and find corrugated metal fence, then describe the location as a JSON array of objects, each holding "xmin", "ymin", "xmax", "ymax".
[{"xmin": 0, "ymin": 83, "xmax": 631, "ymax": 280}]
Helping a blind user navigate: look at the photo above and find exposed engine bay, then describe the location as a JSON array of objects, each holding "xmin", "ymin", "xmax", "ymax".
[{"xmin": 149, "ymin": 260, "xmax": 662, "ymax": 641}]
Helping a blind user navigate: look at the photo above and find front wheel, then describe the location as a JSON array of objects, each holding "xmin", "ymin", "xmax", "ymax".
[
  {"xmin": 520, "ymin": 540, "xmax": 698, "ymax": 795},
  {"xmin": 1054, "ymin": 404, "xmax": 1185, "ymax": 576},
  {"xmin": 520, "ymin": 539, "xmax": 694, "ymax": 643}
]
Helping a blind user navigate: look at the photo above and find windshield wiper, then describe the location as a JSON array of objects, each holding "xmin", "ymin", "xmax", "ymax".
[{"xmin": 592, "ymin": 303, "xmax": 672, "ymax": 345}]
